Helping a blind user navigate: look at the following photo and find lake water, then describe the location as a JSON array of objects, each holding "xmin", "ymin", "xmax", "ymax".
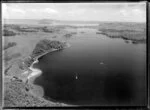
[{"xmin": 33, "ymin": 28, "xmax": 146, "ymax": 106}]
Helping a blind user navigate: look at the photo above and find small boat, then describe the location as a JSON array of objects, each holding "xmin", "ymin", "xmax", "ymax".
[
  {"xmin": 100, "ymin": 62, "xmax": 104, "ymax": 65},
  {"xmin": 75, "ymin": 73, "xmax": 78, "ymax": 79},
  {"xmin": 76, "ymin": 75, "xmax": 78, "ymax": 79}
]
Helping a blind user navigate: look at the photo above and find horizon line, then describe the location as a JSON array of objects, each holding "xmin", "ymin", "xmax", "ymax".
[{"xmin": 3, "ymin": 18, "xmax": 146, "ymax": 23}]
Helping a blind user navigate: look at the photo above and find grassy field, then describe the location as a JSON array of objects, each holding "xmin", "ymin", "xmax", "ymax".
[
  {"xmin": 3, "ymin": 21, "xmax": 146, "ymax": 107},
  {"xmin": 3, "ymin": 24, "xmax": 71, "ymax": 107}
]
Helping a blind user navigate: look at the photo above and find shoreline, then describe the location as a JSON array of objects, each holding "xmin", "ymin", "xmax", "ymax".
[
  {"xmin": 25, "ymin": 43, "xmax": 71, "ymax": 104},
  {"xmin": 27, "ymin": 48, "xmax": 58, "ymax": 80},
  {"xmin": 96, "ymin": 32, "xmax": 146, "ymax": 44},
  {"xmin": 25, "ymin": 49, "xmax": 59, "ymax": 98},
  {"xmin": 27, "ymin": 42, "xmax": 71, "ymax": 80}
]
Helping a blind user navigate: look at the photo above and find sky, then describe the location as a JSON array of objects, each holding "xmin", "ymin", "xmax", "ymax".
[{"xmin": 2, "ymin": 2, "xmax": 146, "ymax": 22}]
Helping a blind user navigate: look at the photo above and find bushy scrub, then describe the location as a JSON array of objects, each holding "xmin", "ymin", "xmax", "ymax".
[
  {"xmin": 3, "ymin": 29, "xmax": 16, "ymax": 36},
  {"xmin": 31, "ymin": 39, "xmax": 66, "ymax": 58},
  {"xmin": 4, "ymin": 42, "xmax": 17, "ymax": 50},
  {"xmin": 98, "ymin": 29, "xmax": 146, "ymax": 43}
]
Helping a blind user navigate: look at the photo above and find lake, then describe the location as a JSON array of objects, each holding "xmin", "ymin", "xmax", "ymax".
[{"xmin": 33, "ymin": 28, "xmax": 146, "ymax": 106}]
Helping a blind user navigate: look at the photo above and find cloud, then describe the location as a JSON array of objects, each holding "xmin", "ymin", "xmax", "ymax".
[
  {"xmin": 119, "ymin": 9, "xmax": 129, "ymax": 16},
  {"xmin": 7, "ymin": 4, "xmax": 26, "ymax": 14},
  {"xmin": 30, "ymin": 9, "xmax": 37, "ymax": 12},
  {"xmin": 43, "ymin": 8, "xmax": 58, "ymax": 14},
  {"xmin": 30, "ymin": 8, "xmax": 59, "ymax": 14},
  {"xmin": 2, "ymin": 3, "xmax": 26, "ymax": 19},
  {"xmin": 132, "ymin": 9, "xmax": 143, "ymax": 15},
  {"xmin": 2, "ymin": 3, "xmax": 146, "ymax": 22},
  {"xmin": 2, "ymin": 4, "xmax": 7, "ymax": 12},
  {"xmin": 11, "ymin": 8, "xmax": 25, "ymax": 14},
  {"xmin": 120, "ymin": 8, "xmax": 145, "ymax": 16},
  {"xmin": 118, "ymin": 7, "xmax": 145, "ymax": 22},
  {"xmin": 2, "ymin": 4, "xmax": 9, "ymax": 19},
  {"xmin": 68, "ymin": 9, "xmax": 86, "ymax": 16}
]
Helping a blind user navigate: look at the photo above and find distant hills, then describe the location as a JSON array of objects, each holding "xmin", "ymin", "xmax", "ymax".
[
  {"xmin": 3, "ymin": 19, "xmax": 145, "ymax": 26},
  {"xmin": 3, "ymin": 19, "xmax": 102, "ymax": 25}
]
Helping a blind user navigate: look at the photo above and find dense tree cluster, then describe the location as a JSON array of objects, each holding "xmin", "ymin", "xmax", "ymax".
[{"xmin": 31, "ymin": 39, "xmax": 66, "ymax": 58}]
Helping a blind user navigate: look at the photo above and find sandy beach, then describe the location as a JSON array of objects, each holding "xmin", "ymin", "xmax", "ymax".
[
  {"xmin": 25, "ymin": 49, "xmax": 58, "ymax": 97},
  {"xmin": 27, "ymin": 43, "xmax": 70, "ymax": 79},
  {"xmin": 28, "ymin": 59, "xmax": 40, "ymax": 79},
  {"xmin": 25, "ymin": 44, "xmax": 70, "ymax": 98},
  {"xmin": 27, "ymin": 48, "xmax": 58, "ymax": 80}
]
